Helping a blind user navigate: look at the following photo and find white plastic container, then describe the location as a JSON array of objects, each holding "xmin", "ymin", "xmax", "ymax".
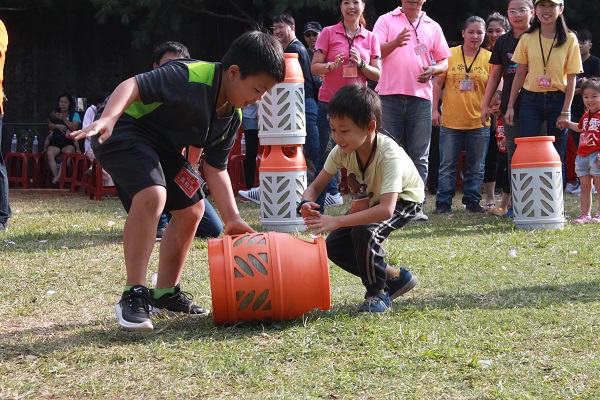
[
  {"xmin": 259, "ymin": 145, "xmax": 307, "ymax": 232},
  {"xmin": 258, "ymin": 53, "xmax": 306, "ymax": 146},
  {"xmin": 511, "ymin": 136, "xmax": 565, "ymax": 230}
]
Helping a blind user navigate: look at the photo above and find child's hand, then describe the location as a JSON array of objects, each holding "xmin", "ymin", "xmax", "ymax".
[
  {"xmin": 224, "ymin": 216, "xmax": 256, "ymax": 236},
  {"xmin": 299, "ymin": 201, "xmax": 321, "ymax": 219},
  {"xmin": 303, "ymin": 213, "xmax": 339, "ymax": 235},
  {"xmin": 69, "ymin": 117, "xmax": 115, "ymax": 144}
]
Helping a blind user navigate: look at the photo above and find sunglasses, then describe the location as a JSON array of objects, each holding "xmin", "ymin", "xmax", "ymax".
[{"xmin": 304, "ymin": 31, "xmax": 319, "ymax": 38}]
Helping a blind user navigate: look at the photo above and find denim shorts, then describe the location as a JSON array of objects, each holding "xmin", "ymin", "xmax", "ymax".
[{"xmin": 575, "ymin": 151, "xmax": 600, "ymax": 177}]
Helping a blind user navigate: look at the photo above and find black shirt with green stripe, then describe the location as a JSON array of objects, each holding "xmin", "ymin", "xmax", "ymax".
[{"xmin": 103, "ymin": 59, "xmax": 241, "ymax": 170}]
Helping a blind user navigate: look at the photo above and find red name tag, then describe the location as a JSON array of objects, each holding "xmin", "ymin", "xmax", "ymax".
[{"xmin": 175, "ymin": 166, "xmax": 201, "ymax": 198}]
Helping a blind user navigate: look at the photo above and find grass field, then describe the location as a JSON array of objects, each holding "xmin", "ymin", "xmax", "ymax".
[{"xmin": 0, "ymin": 189, "xmax": 599, "ymax": 399}]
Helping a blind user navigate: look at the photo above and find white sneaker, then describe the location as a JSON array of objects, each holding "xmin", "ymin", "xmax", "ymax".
[
  {"xmin": 593, "ymin": 185, "xmax": 598, "ymax": 195},
  {"xmin": 572, "ymin": 186, "xmax": 582, "ymax": 195},
  {"xmin": 413, "ymin": 211, "xmax": 429, "ymax": 221},
  {"xmin": 238, "ymin": 187, "xmax": 260, "ymax": 204},
  {"xmin": 565, "ymin": 182, "xmax": 580, "ymax": 194},
  {"xmin": 324, "ymin": 192, "xmax": 344, "ymax": 206}
]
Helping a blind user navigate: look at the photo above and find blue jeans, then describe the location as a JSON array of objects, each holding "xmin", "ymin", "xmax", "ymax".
[
  {"xmin": 304, "ymin": 97, "xmax": 319, "ymax": 167},
  {"xmin": 0, "ymin": 115, "xmax": 11, "ymax": 225},
  {"xmin": 163, "ymin": 199, "xmax": 223, "ymax": 238},
  {"xmin": 380, "ymin": 94, "xmax": 432, "ymax": 185},
  {"xmin": 315, "ymin": 101, "xmax": 340, "ymax": 212},
  {"xmin": 519, "ymin": 90, "xmax": 568, "ymax": 180},
  {"xmin": 436, "ymin": 126, "xmax": 490, "ymax": 206}
]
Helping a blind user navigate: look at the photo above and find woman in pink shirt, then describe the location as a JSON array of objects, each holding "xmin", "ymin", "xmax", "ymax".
[{"xmin": 310, "ymin": 0, "xmax": 381, "ymax": 213}]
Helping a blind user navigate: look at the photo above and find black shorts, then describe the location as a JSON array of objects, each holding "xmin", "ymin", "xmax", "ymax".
[{"xmin": 93, "ymin": 138, "xmax": 204, "ymax": 212}]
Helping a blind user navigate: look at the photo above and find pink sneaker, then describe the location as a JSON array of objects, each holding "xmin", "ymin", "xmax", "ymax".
[
  {"xmin": 572, "ymin": 214, "xmax": 592, "ymax": 224},
  {"xmin": 591, "ymin": 214, "xmax": 600, "ymax": 223}
]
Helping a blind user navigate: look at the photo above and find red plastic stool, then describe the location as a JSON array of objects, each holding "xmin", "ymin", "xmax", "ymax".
[
  {"xmin": 88, "ymin": 159, "xmax": 117, "ymax": 200},
  {"xmin": 59, "ymin": 152, "xmax": 85, "ymax": 189},
  {"xmin": 228, "ymin": 154, "xmax": 247, "ymax": 195},
  {"xmin": 6, "ymin": 152, "xmax": 29, "ymax": 188},
  {"xmin": 30, "ymin": 153, "xmax": 47, "ymax": 188},
  {"xmin": 71, "ymin": 155, "xmax": 92, "ymax": 192}
]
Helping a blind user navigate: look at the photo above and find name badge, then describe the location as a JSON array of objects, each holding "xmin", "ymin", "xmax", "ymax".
[
  {"xmin": 459, "ymin": 78, "xmax": 474, "ymax": 91},
  {"xmin": 343, "ymin": 64, "xmax": 358, "ymax": 78},
  {"xmin": 414, "ymin": 42, "xmax": 428, "ymax": 56},
  {"xmin": 537, "ymin": 75, "xmax": 552, "ymax": 88},
  {"xmin": 175, "ymin": 165, "xmax": 201, "ymax": 198}
]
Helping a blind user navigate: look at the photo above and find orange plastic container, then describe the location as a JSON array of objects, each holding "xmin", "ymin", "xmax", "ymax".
[
  {"xmin": 283, "ymin": 53, "xmax": 304, "ymax": 83},
  {"xmin": 208, "ymin": 232, "xmax": 330, "ymax": 325},
  {"xmin": 511, "ymin": 136, "xmax": 564, "ymax": 230},
  {"xmin": 259, "ymin": 144, "xmax": 306, "ymax": 172},
  {"xmin": 512, "ymin": 136, "xmax": 562, "ymax": 169}
]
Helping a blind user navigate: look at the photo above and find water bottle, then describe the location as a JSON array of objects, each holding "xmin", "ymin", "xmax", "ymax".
[
  {"xmin": 240, "ymin": 133, "xmax": 246, "ymax": 155},
  {"xmin": 10, "ymin": 134, "xmax": 17, "ymax": 152},
  {"xmin": 32, "ymin": 136, "xmax": 39, "ymax": 153}
]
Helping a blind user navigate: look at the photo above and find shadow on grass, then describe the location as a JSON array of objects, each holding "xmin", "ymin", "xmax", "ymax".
[
  {"xmin": 2, "ymin": 230, "xmax": 123, "ymax": 251},
  {"xmin": 410, "ymin": 279, "xmax": 600, "ymax": 311},
  {"xmin": 2, "ymin": 280, "xmax": 597, "ymax": 358}
]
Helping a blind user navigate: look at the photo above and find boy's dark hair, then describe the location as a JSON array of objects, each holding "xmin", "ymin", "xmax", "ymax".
[
  {"xmin": 57, "ymin": 92, "xmax": 74, "ymax": 111},
  {"xmin": 577, "ymin": 29, "xmax": 593, "ymax": 43},
  {"xmin": 222, "ymin": 30, "xmax": 286, "ymax": 83},
  {"xmin": 272, "ymin": 12, "xmax": 295, "ymax": 27},
  {"xmin": 580, "ymin": 77, "xmax": 600, "ymax": 94},
  {"xmin": 153, "ymin": 41, "xmax": 190, "ymax": 65},
  {"xmin": 328, "ymin": 83, "xmax": 382, "ymax": 130}
]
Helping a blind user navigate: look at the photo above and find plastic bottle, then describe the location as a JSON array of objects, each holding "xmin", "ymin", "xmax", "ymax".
[
  {"xmin": 32, "ymin": 136, "xmax": 39, "ymax": 153},
  {"xmin": 10, "ymin": 134, "xmax": 17, "ymax": 152},
  {"xmin": 240, "ymin": 133, "xmax": 246, "ymax": 155}
]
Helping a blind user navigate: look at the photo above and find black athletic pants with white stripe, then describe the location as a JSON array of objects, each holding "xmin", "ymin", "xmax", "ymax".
[{"xmin": 326, "ymin": 200, "xmax": 421, "ymax": 295}]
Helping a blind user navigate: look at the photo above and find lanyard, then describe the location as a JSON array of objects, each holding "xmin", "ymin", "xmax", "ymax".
[
  {"xmin": 343, "ymin": 22, "xmax": 358, "ymax": 54},
  {"xmin": 460, "ymin": 45, "xmax": 481, "ymax": 79},
  {"xmin": 538, "ymin": 30, "xmax": 557, "ymax": 75},
  {"xmin": 405, "ymin": 12, "xmax": 423, "ymax": 44},
  {"xmin": 584, "ymin": 109, "xmax": 600, "ymax": 133},
  {"xmin": 356, "ymin": 136, "xmax": 377, "ymax": 181}
]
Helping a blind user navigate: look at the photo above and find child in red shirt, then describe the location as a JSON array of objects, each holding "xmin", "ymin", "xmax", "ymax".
[
  {"xmin": 487, "ymin": 91, "xmax": 512, "ymax": 216},
  {"xmin": 567, "ymin": 78, "xmax": 600, "ymax": 224}
]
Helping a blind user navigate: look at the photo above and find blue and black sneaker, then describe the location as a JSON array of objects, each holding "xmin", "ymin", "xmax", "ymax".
[
  {"xmin": 386, "ymin": 268, "xmax": 418, "ymax": 301},
  {"xmin": 358, "ymin": 292, "xmax": 391, "ymax": 313}
]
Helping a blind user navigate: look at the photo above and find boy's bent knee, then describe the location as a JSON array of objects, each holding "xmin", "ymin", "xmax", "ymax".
[
  {"xmin": 171, "ymin": 201, "xmax": 205, "ymax": 223},
  {"xmin": 131, "ymin": 186, "xmax": 167, "ymax": 212}
]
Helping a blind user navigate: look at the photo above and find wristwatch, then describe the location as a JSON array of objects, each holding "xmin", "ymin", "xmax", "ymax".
[{"xmin": 326, "ymin": 62, "xmax": 331, "ymax": 71}]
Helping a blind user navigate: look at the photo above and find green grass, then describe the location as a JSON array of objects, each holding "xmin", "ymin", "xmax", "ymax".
[{"xmin": 1, "ymin": 189, "xmax": 599, "ymax": 399}]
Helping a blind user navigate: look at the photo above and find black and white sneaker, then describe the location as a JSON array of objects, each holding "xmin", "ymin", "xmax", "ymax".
[
  {"xmin": 150, "ymin": 284, "xmax": 209, "ymax": 316},
  {"xmin": 238, "ymin": 187, "xmax": 260, "ymax": 204},
  {"xmin": 115, "ymin": 285, "xmax": 153, "ymax": 331}
]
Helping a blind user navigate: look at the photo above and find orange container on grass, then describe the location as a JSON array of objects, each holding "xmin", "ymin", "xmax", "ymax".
[
  {"xmin": 511, "ymin": 136, "xmax": 564, "ymax": 230},
  {"xmin": 208, "ymin": 232, "xmax": 330, "ymax": 325}
]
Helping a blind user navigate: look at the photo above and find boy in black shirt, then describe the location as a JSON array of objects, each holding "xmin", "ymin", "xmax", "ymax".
[{"xmin": 72, "ymin": 31, "xmax": 285, "ymax": 331}]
